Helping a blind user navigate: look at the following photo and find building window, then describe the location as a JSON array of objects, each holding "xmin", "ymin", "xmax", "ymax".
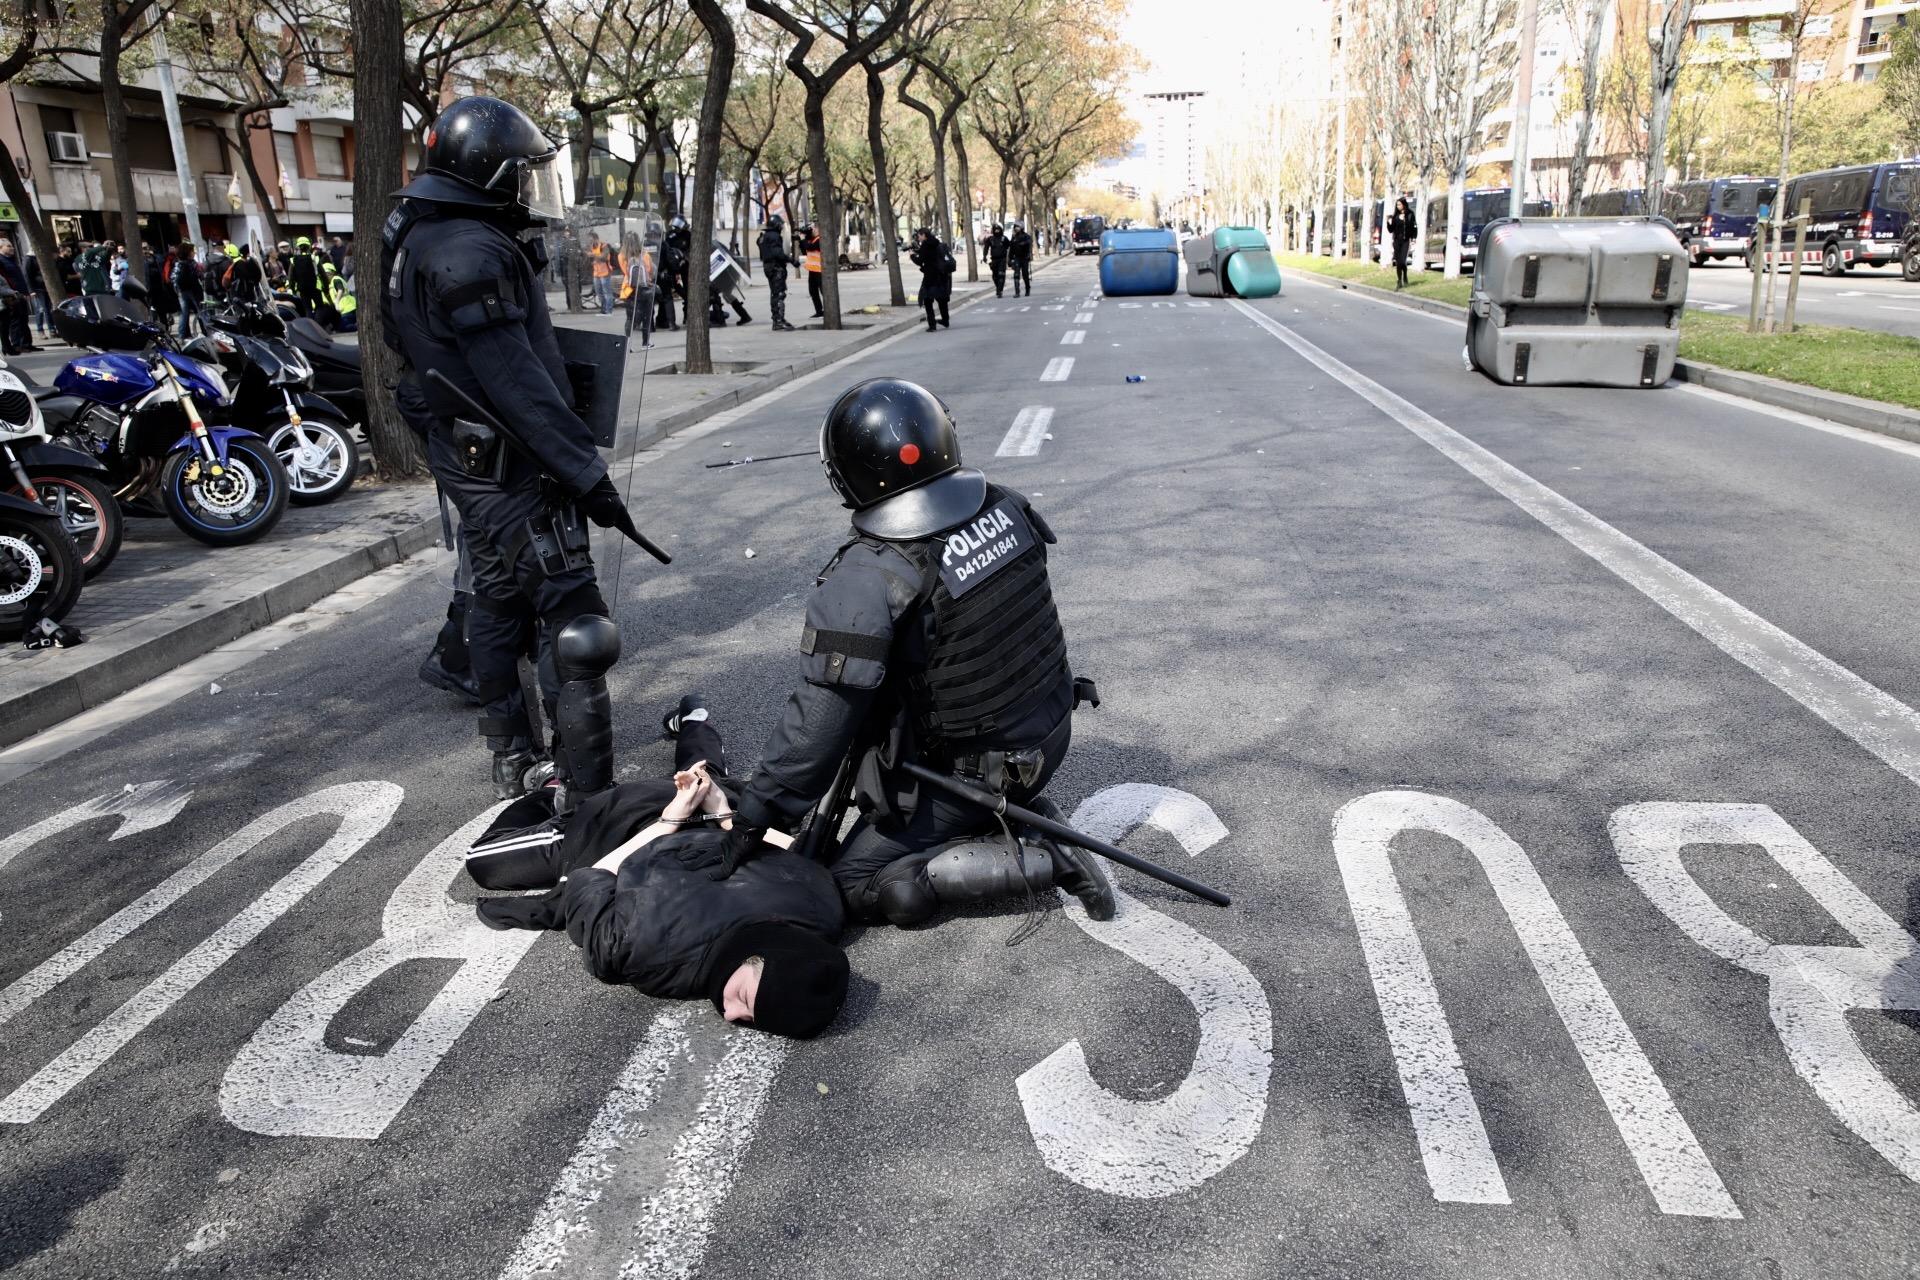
[
  {"xmin": 274, "ymin": 131, "xmax": 300, "ymax": 183},
  {"xmin": 311, "ymin": 133, "xmax": 346, "ymax": 179}
]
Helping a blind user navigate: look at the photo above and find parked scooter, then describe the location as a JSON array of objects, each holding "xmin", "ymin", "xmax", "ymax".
[
  {"xmin": 0, "ymin": 490, "xmax": 82, "ymax": 642},
  {"xmin": 281, "ymin": 315, "xmax": 365, "ymax": 428},
  {"xmin": 0, "ymin": 358, "xmax": 123, "ymax": 578},
  {"xmin": 44, "ymin": 288, "xmax": 290, "ymax": 548},
  {"xmin": 194, "ymin": 301, "xmax": 360, "ymax": 505}
]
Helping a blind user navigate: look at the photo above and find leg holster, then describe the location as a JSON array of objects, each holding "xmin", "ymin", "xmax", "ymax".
[{"xmin": 553, "ymin": 613, "xmax": 621, "ymax": 795}]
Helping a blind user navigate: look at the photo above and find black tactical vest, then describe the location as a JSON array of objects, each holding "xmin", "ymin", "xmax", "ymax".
[{"xmin": 888, "ymin": 488, "xmax": 1069, "ymax": 749}]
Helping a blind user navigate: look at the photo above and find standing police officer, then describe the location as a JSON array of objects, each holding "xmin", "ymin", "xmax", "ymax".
[
  {"xmin": 655, "ymin": 216, "xmax": 690, "ymax": 332},
  {"xmin": 982, "ymin": 223, "xmax": 1010, "ymax": 297},
  {"xmin": 716, "ymin": 378, "xmax": 1113, "ymax": 926},
  {"xmin": 1007, "ymin": 221, "xmax": 1033, "ymax": 297},
  {"xmin": 383, "ymin": 95, "xmax": 632, "ymax": 805},
  {"xmin": 757, "ymin": 214, "xmax": 796, "ymax": 331}
]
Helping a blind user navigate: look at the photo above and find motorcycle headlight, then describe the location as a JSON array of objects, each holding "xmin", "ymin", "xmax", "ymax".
[
  {"xmin": 277, "ymin": 347, "xmax": 312, "ymax": 384},
  {"xmin": 211, "ymin": 332, "xmax": 239, "ymax": 354}
]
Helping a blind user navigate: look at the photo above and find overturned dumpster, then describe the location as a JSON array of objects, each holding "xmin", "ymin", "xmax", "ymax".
[
  {"xmin": 1099, "ymin": 228, "xmax": 1180, "ymax": 296},
  {"xmin": 1182, "ymin": 226, "xmax": 1282, "ymax": 299},
  {"xmin": 1466, "ymin": 217, "xmax": 1688, "ymax": 388}
]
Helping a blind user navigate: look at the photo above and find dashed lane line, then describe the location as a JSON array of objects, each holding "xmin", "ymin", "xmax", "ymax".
[
  {"xmin": 1231, "ymin": 297, "xmax": 1920, "ymax": 792},
  {"xmin": 996, "ymin": 406, "xmax": 1055, "ymax": 457},
  {"xmin": 1061, "ymin": 329, "xmax": 1085, "ymax": 345},
  {"xmin": 1041, "ymin": 357, "xmax": 1074, "ymax": 382},
  {"xmin": 1073, "ymin": 313, "xmax": 1092, "ymax": 324}
]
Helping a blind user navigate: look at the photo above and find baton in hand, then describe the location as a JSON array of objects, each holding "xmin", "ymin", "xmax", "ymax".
[
  {"xmin": 898, "ymin": 762, "xmax": 1231, "ymax": 907},
  {"xmin": 426, "ymin": 368, "xmax": 670, "ymax": 564}
]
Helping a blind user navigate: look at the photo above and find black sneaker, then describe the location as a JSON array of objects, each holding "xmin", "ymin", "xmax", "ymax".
[{"xmin": 661, "ymin": 691, "xmax": 710, "ymax": 739}]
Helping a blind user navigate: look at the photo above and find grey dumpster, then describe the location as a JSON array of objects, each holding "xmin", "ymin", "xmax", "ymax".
[
  {"xmin": 1466, "ymin": 217, "xmax": 1688, "ymax": 388},
  {"xmin": 1182, "ymin": 234, "xmax": 1226, "ymax": 297}
]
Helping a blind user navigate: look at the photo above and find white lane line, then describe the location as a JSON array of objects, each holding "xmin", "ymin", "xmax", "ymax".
[
  {"xmin": 1040, "ymin": 357, "xmax": 1074, "ymax": 382},
  {"xmin": 1073, "ymin": 313, "xmax": 1092, "ymax": 324},
  {"xmin": 497, "ymin": 1008, "xmax": 693, "ymax": 1280},
  {"xmin": 996, "ymin": 406, "xmax": 1054, "ymax": 457},
  {"xmin": 1884, "ymin": 306, "xmax": 1920, "ymax": 314},
  {"xmin": 1335, "ymin": 790, "xmax": 1740, "ymax": 1218},
  {"xmin": 1231, "ymin": 298, "xmax": 1920, "ymax": 792},
  {"xmin": 1061, "ymin": 329, "xmax": 1085, "ymax": 345},
  {"xmin": 1673, "ymin": 383, "xmax": 1920, "ymax": 461},
  {"xmin": 0, "ymin": 782, "xmax": 404, "ymax": 1123},
  {"xmin": 618, "ymin": 1029, "xmax": 789, "ymax": 1280}
]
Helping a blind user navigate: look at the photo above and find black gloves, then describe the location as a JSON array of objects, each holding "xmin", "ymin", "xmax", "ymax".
[
  {"xmin": 579, "ymin": 475, "xmax": 629, "ymax": 530},
  {"xmin": 708, "ymin": 824, "xmax": 767, "ymax": 881}
]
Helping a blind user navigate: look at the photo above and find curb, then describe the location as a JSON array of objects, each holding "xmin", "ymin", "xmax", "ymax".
[
  {"xmin": 0, "ymin": 262, "xmax": 1056, "ymax": 751},
  {"xmin": 1288, "ymin": 268, "xmax": 1920, "ymax": 443}
]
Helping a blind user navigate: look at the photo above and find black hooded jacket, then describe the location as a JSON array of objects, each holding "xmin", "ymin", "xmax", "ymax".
[{"xmin": 478, "ymin": 783, "xmax": 845, "ymax": 998}]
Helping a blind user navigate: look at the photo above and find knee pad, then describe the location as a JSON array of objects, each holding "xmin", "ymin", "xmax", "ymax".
[
  {"xmin": 874, "ymin": 866, "xmax": 938, "ymax": 927},
  {"xmin": 554, "ymin": 614, "xmax": 620, "ymax": 682},
  {"xmin": 924, "ymin": 842, "xmax": 1052, "ymax": 904}
]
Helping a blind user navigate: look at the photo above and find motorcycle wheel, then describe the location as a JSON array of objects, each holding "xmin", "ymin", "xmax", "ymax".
[
  {"xmin": 0, "ymin": 511, "xmax": 82, "ymax": 641},
  {"xmin": 29, "ymin": 471, "xmax": 124, "ymax": 579},
  {"xmin": 162, "ymin": 437, "xmax": 290, "ymax": 547},
  {"xmin": 270, "ymin": 414, "xmax": 360, "ymax": 506}
]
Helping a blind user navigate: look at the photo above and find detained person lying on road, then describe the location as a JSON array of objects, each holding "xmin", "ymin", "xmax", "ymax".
[{"xmin": 465, "ymin": 698, "xmax": 850, "ymax": 1039}]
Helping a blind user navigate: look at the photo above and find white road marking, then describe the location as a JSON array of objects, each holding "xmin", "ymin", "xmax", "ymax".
[
  {"xmin": 0, "ymin": 780, "xmax": 193, "ymax": 880},
  {"xmin": 1017, "ymin": 784, "xmax": 1272, "ymax": 1199},
  {"xmin": 497, "ymin": 1008, "xmax": 694, "ymax": 1279},
  {"xmin": 1060, "ymin": 329, "xmax": 1085, "ymax": 345},
  {"xmin": 222, "ymin": 803, "xmax": 537, "ymax": 1139},
  {"xmin": 1233, "ymin": 299, "xmax": 1920, "ymax": 793},
  {"xmin": 996, "ymin": 407, "xmax": 1055, "ymax": 457},
  {"xmin": 1072, "ymin": 313, "xmax": 1092, "ymax": 324},
  {"xmin": 1690, "ymin": 301, "xmax": 1737, "ymax": 311},
  {"xmin": 618, "ymin": 1028, "xmax": 789, "ymax": 1279},
  {"xmin": 1334, "ymin": 790, "xmax": 1739, "ymax": 1217},
  {"xmin": 0, "ymin": 782, "xmax": 404, "ymax": 1123},
  {"xmin": 1613, "ymin": 803, "xmax": 1920, "ymax": 1184},
  {"xmin": 1884, "ymin": 306, "xmax": 1920, "ymax": 314},
  {"xmin": 1040, "ymin": 357, "xmax": 1074, "ymax": 382},
  {"xmin": 1672, "ymin": 383, "xmax": 1920, "ymax": 461}
]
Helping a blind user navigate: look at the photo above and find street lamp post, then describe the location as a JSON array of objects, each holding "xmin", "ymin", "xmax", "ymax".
[{"xmin": 153, "ymin": 24, "xmax": 206, "ymax": 259}]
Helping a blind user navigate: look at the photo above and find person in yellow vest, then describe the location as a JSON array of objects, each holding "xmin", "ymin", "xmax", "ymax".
[
  {"xmin": 323, "ymin": 259, "xmax": 357, "ymax": 332},
  {"xmin": 800, "ymin": 223, "xmax": 824, "ymax": 316}
]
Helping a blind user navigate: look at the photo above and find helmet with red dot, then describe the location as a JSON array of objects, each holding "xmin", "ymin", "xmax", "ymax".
[{"xmin": 818, "ymin": 378, "xmax": 986, "ymax": 541}]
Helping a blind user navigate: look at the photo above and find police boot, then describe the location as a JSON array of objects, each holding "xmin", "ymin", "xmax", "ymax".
[
  {"xmin": 1026, "ymin": 797, "xmax": 1116, "ymax": 921},
  {"xmin": 491, "ymin": 749, "xmax": 552, "ymax": 800},
  {"xmin": 553, "ymin": 614, "xmax": 621, "ymax": 806},
  {"xmin": 419, "ymin": 597, "xmax": 481, "ymax": 705}
]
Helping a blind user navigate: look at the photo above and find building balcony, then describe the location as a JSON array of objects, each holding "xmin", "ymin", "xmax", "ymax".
[{"xmin": 46, "ymin": 165, "xmax": 103, "ymax": 212}]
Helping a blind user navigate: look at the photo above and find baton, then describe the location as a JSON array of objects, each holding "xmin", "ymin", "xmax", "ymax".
[
  {"xmin": 704, "ymin": 449, "xmax": 815, "ymax": 470},
  {"xmin": 425, "ymin": 369, "xmax": 671, "ymax": 565},
  {"xmin": 898, "ymin": 762, "xmax": 1231, "ymax": 907}
]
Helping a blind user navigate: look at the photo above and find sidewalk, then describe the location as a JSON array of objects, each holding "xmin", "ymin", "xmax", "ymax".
[{"xmin": 0, "ymin": 256, "xmax": 1062, "ymax": 748}]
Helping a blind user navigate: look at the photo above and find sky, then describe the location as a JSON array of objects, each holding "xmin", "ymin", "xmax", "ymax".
[{"xmin": 1119, "ymin": 0, "xmax": 1312, "ymax": 96}]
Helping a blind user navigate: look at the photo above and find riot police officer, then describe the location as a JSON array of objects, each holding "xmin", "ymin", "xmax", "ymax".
[
  {"xmin": 1007, "ymin": 221, "xmax": 1033, "ymax": 297},
  {"xmin": 383, "ymin": 95, "xmax": 632, "ymax": 805},
  {"xmin": 719, "ymin": 378, "xmax": 1113, "ymax": 926},
  {"xmin": 757, "ymin": 214, "xmax": 796, "ymax": 331},
  {"xmin": 656, "ymin": 216, "xmax": 689, "ymax": 332}
]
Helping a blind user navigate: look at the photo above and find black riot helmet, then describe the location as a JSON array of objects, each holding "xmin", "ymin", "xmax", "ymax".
[
  {"xmin": 766, "ymin": 213, "xmax": 784, "ymax": 230},
  {"xmin": 819, "ymin": 378, "xmax": 987, "ymax": 541},
  {"xmin": 398, "ymin": 96, "xmax": 565, "ymax": 225}
]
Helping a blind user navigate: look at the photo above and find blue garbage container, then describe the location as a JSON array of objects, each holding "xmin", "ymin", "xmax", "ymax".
[{"xmin": 1098, "ymin": 228, "xmax": 1179, "ymax": 296}]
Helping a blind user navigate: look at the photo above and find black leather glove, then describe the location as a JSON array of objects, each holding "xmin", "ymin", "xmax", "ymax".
[
  {"xmin": 579, "ymin": 475, "xmax": 629, "ymax": 530},
  {"xmin": 707, "ymin": 824, "xmax": 767, "ymax": 881}
]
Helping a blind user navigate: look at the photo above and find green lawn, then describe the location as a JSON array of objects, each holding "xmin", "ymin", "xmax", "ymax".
[{"xmin": 1275, "ymin": 252, "xmax": 1920, "ymax": 412}]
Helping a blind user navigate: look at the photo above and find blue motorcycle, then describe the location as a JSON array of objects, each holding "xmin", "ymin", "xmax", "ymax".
[{"xmin": 42, "ymin": 289, "xmax": 289, "ymax": 547}]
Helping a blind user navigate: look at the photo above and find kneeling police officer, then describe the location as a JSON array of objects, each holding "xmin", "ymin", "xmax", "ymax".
[
  {"xmin": 720, "ymin": 378, "xmax": 1113, "ymax": 926},
  {"xmin": 384, "ymin": 96, "xmax": 632, "ymax": 804}
]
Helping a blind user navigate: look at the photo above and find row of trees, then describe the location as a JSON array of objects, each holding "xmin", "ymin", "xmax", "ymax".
[
  {"xmin": 0, "ymin": 0, "xmax": 1134, "ymax": 474},
  {"xmin": 1201, "ymin": 0, "xmax": 1920, "ymax": 284}
]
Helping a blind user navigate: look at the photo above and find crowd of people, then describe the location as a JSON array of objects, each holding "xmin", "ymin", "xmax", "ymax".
[{"xmin": 0, "ymin": 230, "xmax": 360, "ymax": 350}]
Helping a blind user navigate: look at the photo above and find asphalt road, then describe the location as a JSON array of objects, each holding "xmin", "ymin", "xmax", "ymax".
[
  {"xmin": 5, "ymin": 258, "xmax": 1920, "ymax": 1280},
  {"xmin": 1678, "ymin": 257, "xmax": 1920, "ymax": 337}
]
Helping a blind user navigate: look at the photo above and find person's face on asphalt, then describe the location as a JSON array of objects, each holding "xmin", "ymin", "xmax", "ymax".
[{"xmin": 720, "ymin": 958, "xmax": 762, "ymax": 1024}]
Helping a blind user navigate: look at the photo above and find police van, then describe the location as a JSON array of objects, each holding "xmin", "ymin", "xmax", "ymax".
[
  {"xmin": 1070, "ymin": 216, "xmax": 1106, "ymax": 255},
  {"xmin": 1750, "ymin": 161, "xmax": 1918, "ymax": 275},
  {"xmin": 1659, "ymin": 176, "xmax": 1774, "ymax": 267},
  {"xmin": 1577, "ymin": 188, "xmax": 1648, "ymax": 217},
  {"xmin": 1424, "ymin": 188, "xmax": 1553, "ymax": 269}
]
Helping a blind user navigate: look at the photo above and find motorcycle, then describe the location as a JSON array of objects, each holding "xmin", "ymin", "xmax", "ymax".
[
  {"xmin": 0, "ymin": 489, "xmax": 82, "ymax": 642},
  {"xmin": 0, "ymin": 358, "xmax": 123, "ymax": 578},
  {"xmin": 194, "ymin": 302, "xmax": 360, "ymax": 506},
  {"xmin": 44, "ymin": 289, "xmax": 290, "ymax": 548},
  {"xmin": 281, "ymin": 314, "xmax": 365, "ymax": 428}
]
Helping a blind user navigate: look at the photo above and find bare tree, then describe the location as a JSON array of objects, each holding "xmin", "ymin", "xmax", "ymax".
[
  {"xmin": 0, "ymin": 0, "xmax": 72, "ymax": 300},
  {"xmin": 1755, "ymin": 0, "xmax": 1835, "ymax": 333},
  {"xmin": 1424, "ymin": 0, "xmax": 1519, "ymax": 277},
  {"xmin": 683, "ymin": 0, "xmax": 735, "ymax": 373},
  {"xmin": 743, "ymin": 0, "xmax": 917, "ymax": 329},
  {"xmin": 1559, "ymin": 0, "xmax": 1611, "ymax": 214}
]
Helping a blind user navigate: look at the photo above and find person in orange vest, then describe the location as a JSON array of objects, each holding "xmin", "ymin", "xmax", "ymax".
[
  {"xmin": 588, "ymin": 233, "xmax": 617, "ymax": 314},
  {"xmin": 800, "ymin": 223, "xmax": 824, "ymax": 316},
  {"xmin": 618, "ymin": 231, "xmax": 655, "ymax": 346}
]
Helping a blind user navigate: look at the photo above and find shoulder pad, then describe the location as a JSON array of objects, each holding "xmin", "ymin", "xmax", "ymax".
[{"xmin": 421, "ymin": 224, "xmax": 528, "ymax": 332}]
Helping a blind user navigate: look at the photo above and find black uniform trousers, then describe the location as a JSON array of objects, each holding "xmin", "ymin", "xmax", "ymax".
[
  {"xmin": 427, "ymin": 431, "xmax": 604, "ymax": 753},
  {"xmin": 990, "ymin": 265, "xmax": 1006, "ymax": 297},
  {"xmin": 832, "ymin": 715, "xmax": 1071, "ymax": 921},
  {"xmin": 654, "ymin": 273, "xmax": 678, "ymax": 330},
  {"xmin": 1010, "ymin": 258, "xmax": 1032, "ymax": 295},
  {"xmin": 764, "ymin": 268, "xmax": 789, "ymax": 326}
]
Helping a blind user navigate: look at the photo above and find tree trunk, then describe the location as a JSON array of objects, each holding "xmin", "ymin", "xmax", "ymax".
[
  {"xmin": 1359, "ymin": 141, "xmax": 1374, "ymax": 265},
  {"xmin": 571, "ymin": 109, "xmax": 595, "ymax": 203},
  {"xmin": 235, "ymin": 120, "xmax": 284, "ymax": 245},
  {"xmin": 1444, "ymin": 176, "xmax": 1465, "ymax": 278},
  {"xmin": 735, "ymin": 161, "xmax": 752, "ymax": 268},
  {"xmin": 652, "ymin": 122, "xmax": 675, "ymax": 217},
  {"xmin": 350, "ymin": 0, "xmax": 423, "ymax": 478},
  {"xmin": 0, "ymin": 135, "xmax": 69, "ymax": 304},
  {"xmin": 802, "ymin": 93, "xmax": 843, "ymax": 329},
  {"xmin": 99, "ymin": 1, "xmax": 148, "ymax": 285},
  {"xmin": 1566, "ymin": 0, "xmax": 1608, "ymax": 215},
  {"xmin": 685, "ymin": 0, "xmax": 736, "ymax": 375},
  {"xmin": 951, "ymin": 118, "xmax": 977, "ymax": 283},
  {"xmin": 996, "ymin": 167, "xmax": 1007, "ymax": 227},
  {"xmin": 865, "ymin": 67, "xmax": 906, "ymax": 308}
]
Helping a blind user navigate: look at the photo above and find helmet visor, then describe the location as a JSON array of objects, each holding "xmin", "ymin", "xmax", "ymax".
[{"xmin": 513, "ymin": 155, "xmax": 567, "ymax": 222}]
